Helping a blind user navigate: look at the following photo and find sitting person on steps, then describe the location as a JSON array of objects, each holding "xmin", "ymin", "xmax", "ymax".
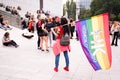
[{"xmin": 2, "ymin": 32, "xmax": 19, "ymax": 48}]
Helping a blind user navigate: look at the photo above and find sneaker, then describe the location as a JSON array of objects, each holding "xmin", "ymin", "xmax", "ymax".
[
  {"xmin": 111, "ymin": 43, "xmax": 114, "ymax": 46},
  {"xmin": 15, "ymin": 45, "xmax": 19, "ymax": 48},
  {"xmin": 63, "ymin": 67, "xmax": 69, "ymax": 71},
  {"xmin": 54, "ymin": 67, "xmax": 58, "ymax": 72},
  {"xmin": 41, "ymin": 49, "xmax": 44, "ymax": 51},
  {"xmin": 38, "ymin": 47, "xmax": 41, "ymax": 50},
  {"xmin": 46, "ymin": 49, "xmax": 49, "ymax": 52}
]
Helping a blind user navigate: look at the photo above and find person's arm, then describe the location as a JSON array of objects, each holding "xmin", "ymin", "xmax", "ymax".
[
  {"xmin": 118, "ymin": 25, "xmax": 120, "ymax": 32},
  {"xmin": 111, "ymin": 25, "xmax": 114, "ymax": 34},
  {"xmin": 2, "ymin": 37, "xmax": 11, "ymax": 43},
  {"xmin": 51, "ymin": 27, "xmax": 58, "ymax": 36}
]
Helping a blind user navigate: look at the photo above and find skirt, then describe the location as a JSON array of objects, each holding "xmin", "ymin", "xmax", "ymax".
[{"xmin": 52, "ymin": 39, "xmax": 70, "ymax": 56}]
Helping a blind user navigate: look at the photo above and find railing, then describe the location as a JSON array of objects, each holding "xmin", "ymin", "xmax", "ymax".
[{"xmin": 0, "ymin": 10, "xmax": 21, "ymax": 28}]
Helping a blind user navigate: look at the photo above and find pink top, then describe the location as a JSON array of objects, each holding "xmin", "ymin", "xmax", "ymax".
[
  {"xmin": 52, "ymin": 26, "xmax": 71, "ymax": 56},
  {"xmin": 38, "ymin": 21, "xmax": 41, "ymax": 28}
]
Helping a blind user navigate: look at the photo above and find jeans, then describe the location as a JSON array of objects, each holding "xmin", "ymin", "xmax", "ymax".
[
  {"xmin": 48, "ymin": 31, "xmax": 52, "ymax": 46},
  {"xmin": 52, "ymin": 33, "xmax": 56, "ymax": 40},
  {"xmin": 0, "ymin": 25, "xmax": 7, "ymax": 30},
  {"xmin": 55, "ymin": 50, "xmax": 69, "ymax": 68}
]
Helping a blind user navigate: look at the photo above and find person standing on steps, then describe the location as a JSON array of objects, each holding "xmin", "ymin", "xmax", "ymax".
[
  {"xmin": 52, "ymin": 17, "xmax": 71, "ymax": 72},
  {"xmin": 111, "ymin": 21, "xmax": 120, "ymax": 46}
]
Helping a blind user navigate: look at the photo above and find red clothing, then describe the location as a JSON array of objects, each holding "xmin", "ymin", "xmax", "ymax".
[
  {"xmin": 56, "ymin": 26, "xmax": 64, "ymax": 39},
  {"xmin": 38, "ymin": 21, "xmax": 41, "ymax": 28},
  {"xmin": 28, "ymin": 21, "xmax": 33, "ymax": 29},
  {"xmin": 52, "ymin": 26, "xmax": 71, "ymax": 56}
]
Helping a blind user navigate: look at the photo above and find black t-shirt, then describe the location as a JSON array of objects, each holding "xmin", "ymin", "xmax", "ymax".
[{"xmin": 46, "ymin": 23, "xmax": 54, "ymax": 32}]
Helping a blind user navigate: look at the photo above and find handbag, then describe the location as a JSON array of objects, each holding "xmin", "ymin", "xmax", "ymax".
[{"xmin": 60, "ymin": 33, "xmax": 70, "ymax": 46}]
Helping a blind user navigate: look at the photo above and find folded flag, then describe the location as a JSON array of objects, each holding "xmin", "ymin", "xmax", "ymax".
[{"xmin": 75, "ymin": 13, "xmax": 112, "ymax": 71}]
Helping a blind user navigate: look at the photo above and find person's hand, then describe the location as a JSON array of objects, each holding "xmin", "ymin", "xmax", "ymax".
[{"xmin": 69, "ymin": 49, "xmax": 71, "ymax": 52}]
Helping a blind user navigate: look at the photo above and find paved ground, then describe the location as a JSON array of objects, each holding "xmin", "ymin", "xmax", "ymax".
[{"xmin": 0, "ymin": 26, "xmax": 120, "ymax": 80}]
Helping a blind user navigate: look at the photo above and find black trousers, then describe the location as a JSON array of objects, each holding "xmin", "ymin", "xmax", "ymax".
[
  {"xmin": 111, "ymin": 32, "xmax": 119, "ymax": 45},
  {"xmin": 3, "ymin": 40, "xmax": 17, "ymax": 47}
]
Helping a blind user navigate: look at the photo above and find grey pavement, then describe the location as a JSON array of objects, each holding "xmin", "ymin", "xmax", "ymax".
[{"xmin": 0, "ymin": 27, "xmax": 120, "ymax": 80}]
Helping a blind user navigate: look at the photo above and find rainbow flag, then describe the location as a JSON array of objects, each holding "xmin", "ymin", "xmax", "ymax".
[{"xmin": 75, "ymin": 13, "xmax": 112, "ymax": 71}]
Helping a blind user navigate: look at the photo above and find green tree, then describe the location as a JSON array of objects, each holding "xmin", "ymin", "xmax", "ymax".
[
  {"xmin": 110, "ymin": 13, "xmax": 116, "ymax": 21},
  {"xmin": 69, "ymin": 0, "xmax": 76, "ymax": 20},
  {"xmin": 63, "ymin": 4, "xmax": 66, "ymax": 16},
  {"xmin": 90, "ymin": 0, "xmax": 107, "ymax": 15},
  {"xmin": 63, "ymin": 0, "xmax": 76, "ymax": 20},
  {"xmin": 78, "ymin": 5, "xmax": 91, "ymax": 20},
  {"xmin": 79, "ymin": 8, "xmax": 91, "ymax": 20},
  {"xmin": 90, "ymin": 0, "xmax": 120, "ymax": 20},
  {"xmin": 66, "ymin": 0, "xmax": 71, "ymax": 18}
]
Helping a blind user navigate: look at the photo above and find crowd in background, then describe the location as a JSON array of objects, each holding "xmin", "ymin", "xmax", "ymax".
[
  {"xmin": 20, "ymin": 9, "xmax": 77, "ymax": 51},
  {"xmin": 0, "ymin": 7, "xmax": 77, "ymax": 72},
  {"xmin": 0, "ymin": 6, "xmax": 78, "ymax": 50}
]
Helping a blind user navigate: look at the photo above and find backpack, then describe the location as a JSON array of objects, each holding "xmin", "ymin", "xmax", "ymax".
[{"xmin": 60, "ymin": 33, "xmax": 70, "ymax": 46}]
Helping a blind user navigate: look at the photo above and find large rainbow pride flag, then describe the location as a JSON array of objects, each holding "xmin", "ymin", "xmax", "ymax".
[{"xmin": 75, "ymin": 13, "xmax": 112, "ymax": 71}]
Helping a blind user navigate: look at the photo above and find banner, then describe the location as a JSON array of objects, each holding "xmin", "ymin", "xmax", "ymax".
[{"xmin": 75, "ymin": 13, "xmax": 112, "ymax": 71}]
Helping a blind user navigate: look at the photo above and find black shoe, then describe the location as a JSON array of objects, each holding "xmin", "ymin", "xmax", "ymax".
[
  {"xmin": 41, "ymin": 49, "xmax": 44, "ymax": 51},
  {"xmin": 115, "ymin": 44, "xmax": 118, "ymax": 46},
  {"xmin": 111, "ymin": 44, "xmax": 114, "ymax": 46},
  {"xmin": 38, "ymin": 47, "xmax": 41, "ymax": 50},
  {"xmin": 15, "ymin": 45, "xmax": 19, "ymax": 48},
  {"xmin": 46, "ymin": 49, "xmax": 49, "ymax": 52}
]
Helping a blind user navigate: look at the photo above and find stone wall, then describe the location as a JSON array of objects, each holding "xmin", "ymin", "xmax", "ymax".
[{"xmin": 0, "ymin": 10, "xmax": 21, "ymax": 28}]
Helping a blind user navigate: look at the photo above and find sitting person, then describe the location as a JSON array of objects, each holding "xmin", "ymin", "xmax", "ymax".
[
  {"xmin": 0, "ymin": 19, "xmax": 12, "ymax": 31},
  {"xmin": 22, "ymin": 29, "xmax": 34, "ymax": 39},
  {"xmin": 2, "ymin": 32, "xmax": 19, "ymax": 48},
  {"xmin": 0, "ymin": 14, "xmax": 6, "ymax": 30},
  {"xmin": 3, "ymin": 20, "xmax": 13, "ymax": 30}
]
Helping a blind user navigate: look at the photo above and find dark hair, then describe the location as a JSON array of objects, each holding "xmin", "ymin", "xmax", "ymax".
[
  {"xmin": 61, "ymin": 17, "xmax": 70, "ymax": 35},
  {"xmin": 4, "ymin": 32, "xmax": 9, "ymax": 38},
  {"xmin": 70, "ymin": 19, "xmax": 73, "ymax": 23},
  {"xmin": 0, "ymin": 14, "xmax": 3, "ymax": 18},
  {"xmin": 41, "ymin": 19, "xmax": 45, "ymax": 24},
  {"xmin": 61, "ymin": 17, "xmax": 68, "ymax": 25}
]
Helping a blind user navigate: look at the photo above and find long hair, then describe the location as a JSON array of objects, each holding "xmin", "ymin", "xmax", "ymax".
[
  {"xmin": 61, "ymin": 17, "xmax": 70, "ymax": 35},
  {"xmin": 113, "ymin": 21, "xmax": 118, "ymax": 28}
]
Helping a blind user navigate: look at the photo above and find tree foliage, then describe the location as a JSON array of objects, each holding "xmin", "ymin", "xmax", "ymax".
[
  {"xmin": 78, "ymin": 0, "xmax": 120, "ymax": 20},
  {"xmin": 63, "ymin": 0, "xmax": 76, "ymax": 20},
  {"xmin": 90, "ymin": 0, "xmax": 120, "ymax": 20},
  {"xmin": 79, "ymin": 8, "xmax": 91, "ymax": 20},
  {"xmin": 63, "ymin": 4, "xmax": 66, "ymax": 16}
]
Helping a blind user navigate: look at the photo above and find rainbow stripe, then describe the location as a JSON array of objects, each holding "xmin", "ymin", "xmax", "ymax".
[{"xmin": 75, "ymin": 13, "xmax": 112, "ymax": 71}]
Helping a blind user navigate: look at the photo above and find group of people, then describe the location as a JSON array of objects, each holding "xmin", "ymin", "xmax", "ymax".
[
  {"xmin": 28, "ymin": 9, "xmax": 76, "ymax": 72},
  {"xmin": 0, "ymin": 14, "xmax": 19, "ymax": 48},
  {"xmin": 5, "ymin": 5, "xmax": 20, "ymax": 16},
  {"xmin": 36, "ymin": 15, "xmax": 71, "ymax": 72},
  {"xmin": 1, "ymin": 8, "xmax": 76, "ymax": 72}
]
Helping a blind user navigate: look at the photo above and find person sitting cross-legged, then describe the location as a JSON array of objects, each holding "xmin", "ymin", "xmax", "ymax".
[{"xmin": 2, "ymin": 32, "xmax": 19, "ymax": 48}]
